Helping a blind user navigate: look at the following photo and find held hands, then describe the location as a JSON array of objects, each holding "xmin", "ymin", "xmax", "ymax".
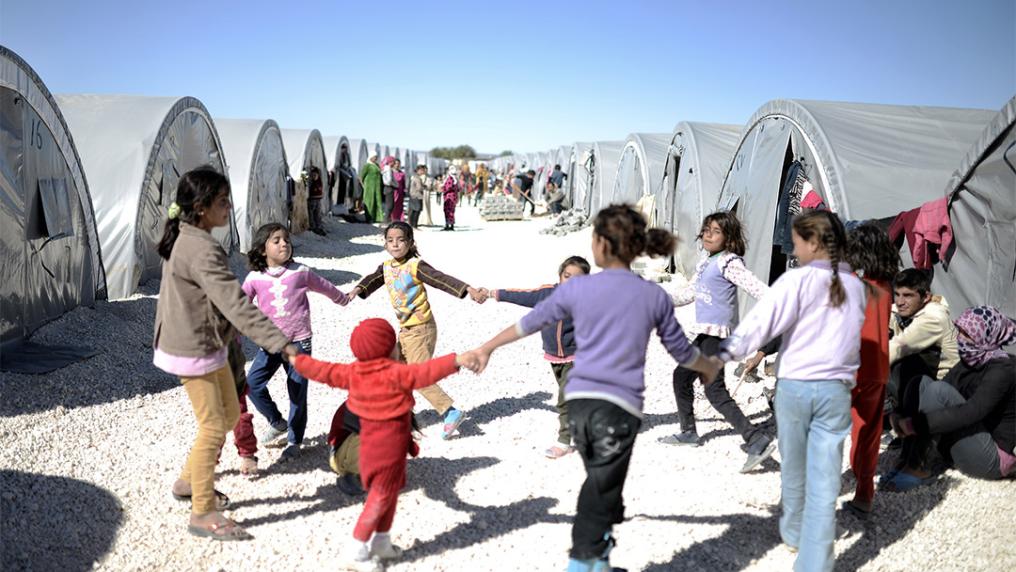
[
  {"xmin": 698, "ymin": 355, "xmax": 726, "ymax": 386},
  {"xmin": 467, "ymin": 286, "xmax": 489, "ymax": 304},
  {"xmin": 282, "ymin": 344, "xmax": 301, "ymax": 364},
  {"xmin": 457, "ymin": 347, "xmax": 492, "ymax": 373},
  {"xmin": 344, "ymin": 287, "xmax": 362, "ymax": 305}
]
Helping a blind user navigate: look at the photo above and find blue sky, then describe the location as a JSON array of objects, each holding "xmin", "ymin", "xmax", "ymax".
[{"xmin": 2, "ymin": 0, "xmax": 1013, "ymax": 154}]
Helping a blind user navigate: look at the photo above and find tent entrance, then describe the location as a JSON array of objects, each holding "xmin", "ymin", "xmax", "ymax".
[{"xmin": 767, "ymin": 141, "xmax": 797, "ymax": 284}]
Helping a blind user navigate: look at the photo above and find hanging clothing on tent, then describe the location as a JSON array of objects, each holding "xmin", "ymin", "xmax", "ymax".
[
  {"xmin": 774, "ymin": 161, "xmax": 808, "ymax": 255},
  {"xmin": 889, "ymin": 198, "xmax": 952, "ymax": 270},
  {"xmin": 801, "ymin": 189, "xmax": 826, "ymax": 210}
]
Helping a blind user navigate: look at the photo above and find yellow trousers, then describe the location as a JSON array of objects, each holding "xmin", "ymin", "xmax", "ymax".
[{"xmin": 179, "ymin": 365, "xmax": 238, "ymax": 514}]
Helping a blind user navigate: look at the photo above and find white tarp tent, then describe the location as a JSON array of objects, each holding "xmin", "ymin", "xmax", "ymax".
[
  {"xmin": 932, "ymin": 96, "xmax": 1016, "ymax": 318},
  {"xmin": 588, "ymin": 141, "xmax": 624, "ymax": 216},
  {"xmin": 217, "ymin": 118, "xmax": 289, "ymax": 252},
  {"xmin": 280, "ymin": 128, "xmax": 328, "ymax": 234},
  {"xmin": 57, "ymin": 93, "xmax": 232, "ymax": 300},
  {"xmin": 567, "ymin": 142, "xmax": 593, "ymax": 213},
  {"xmin": 1, "ymin": 46, "xmax": 105, "ymax": 348},
  {"xmin": 717, "ymin": 99, "xmax": 994, "ymax": 317},
  {"xmin": 659, "ymin": 122, "xmax": 741, "ymax": 275},
  {"xmin": 612, "ymin": 133, "xmax": 671, "ymax": 222},
  {"xmin": 348, "ymin": 138, "xmax": 369, "ymax": 172}
]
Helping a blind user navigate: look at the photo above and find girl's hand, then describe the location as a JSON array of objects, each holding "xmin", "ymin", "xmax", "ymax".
[
  {"xmin": 456, "ymin": 351, "xmax": 482, "ymax": 372},
  {"xmin": 467, "ymin": 286, "xmax": 488, "ymax": 304},
  {"xmin": 345, "ymin": 287, "xmax": 361, "ymax": 304},
  {"xmin": 282, "ymin": 344, "xmax": 300, "ymax": 364},
  {"xmin": 696, "ymin": 355, "xmax": 725, "ymax": 385}
]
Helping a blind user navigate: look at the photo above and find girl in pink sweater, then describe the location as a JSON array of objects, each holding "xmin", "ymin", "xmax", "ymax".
[{"xmin": 241, "ymin": 223, "xmax": 349, "ymax": 465}]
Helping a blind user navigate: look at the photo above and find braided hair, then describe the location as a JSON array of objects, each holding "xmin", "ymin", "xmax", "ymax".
[{"xmin": 792, "ymin": 210, "xmax": 847, "ymax": 307}]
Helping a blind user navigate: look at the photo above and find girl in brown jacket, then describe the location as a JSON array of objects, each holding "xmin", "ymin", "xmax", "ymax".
[{"xmin": 152, "ymin": 167, "xmax": 298, "ymax": 541}]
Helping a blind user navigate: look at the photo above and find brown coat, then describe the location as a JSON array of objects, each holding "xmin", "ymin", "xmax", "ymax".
[{"xmin": 153, "ymin": 223, "xmax": 290, "ymax": 357}]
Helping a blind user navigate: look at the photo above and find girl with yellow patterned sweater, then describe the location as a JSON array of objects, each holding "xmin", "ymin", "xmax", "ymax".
[{"xmin": 348, "ymin": 221, "xmax": 486, "ymax": 439}]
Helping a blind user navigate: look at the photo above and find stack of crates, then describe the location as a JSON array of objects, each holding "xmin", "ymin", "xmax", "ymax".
[{"xmin": 479, "ymin": 193, "xmax": 525, "ymax": 221}]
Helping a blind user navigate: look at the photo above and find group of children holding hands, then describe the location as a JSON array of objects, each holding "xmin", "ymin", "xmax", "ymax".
[{"xmin": 153, "ymin": 166, "xmax": 1012, "ymax": 572}]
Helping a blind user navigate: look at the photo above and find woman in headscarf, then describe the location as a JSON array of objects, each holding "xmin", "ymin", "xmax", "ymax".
[
  {"xmin": 441, "ymin": 167, "xmax": 460, "ymax": 231},
  {"xmin": 359, "ymin": 153, "xmax": 383, "ymax": 223},
  {"xmin": 391, "ymin": 158, "xmax": 406, "ymax": 222},
  {"xmin": 884, "ymin": 305, "xmax": 1016, "ymax": 490}
]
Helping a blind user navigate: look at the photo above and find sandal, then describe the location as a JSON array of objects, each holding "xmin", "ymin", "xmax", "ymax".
[
  {"xmin": 172, "ymin": 489, "xmax": 230, "ymax": 509},
  {"xmin": 841, "ymin": 500, "xmax": 871, "ymax": 520},
  {"xmin": 544, "ymin": 445, "xmax": 575, "ymax": 459},
  {"xmin": 187, "ymin": 518, "xmax": 252, "ymax": 541}
]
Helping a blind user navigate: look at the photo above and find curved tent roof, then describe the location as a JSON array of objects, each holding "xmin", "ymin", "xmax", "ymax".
[
  {"xmin": 659, "ymin": 122, "xmax": 741, "ymax": 275},
  {"xmin": 588, "ymin": 141, "xmax": 624, "ymax": 215},
  {"xmin": 57, "ymin": 93, "xmax": 231, "ymax": 300},
  {"xmin": 0, "ymin": 46, "xmax": 105, "ymax": 347},
  {"xmin": 347, "ymin": 138, "xmax": 369, "ymax": 172},
  {"xmin": 933, "ymin": 96, "xmax": 1016, "ymax": 317},
  {"xmin": 611, "ymin": 133, "xmax": 671, "ymax": 216},
  {"xmin": 717, "ymin": 98, "xmax": 994, "ymax": 316},
  {"xmin": 280, "ymin": 129, "xmax": 328, "ymax": 232},
  {"xmin": 567, "ymin": 142, "xmax": 594, "ymax": 213},
  {"xmin": 216, "ymin": 119, "xmax": 289, "ymax": 252}
]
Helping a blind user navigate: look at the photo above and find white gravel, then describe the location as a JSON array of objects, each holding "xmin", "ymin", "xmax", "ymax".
[{"xmin": 2, "ymin": 205, "xmax": 1013, "ymax": 571}]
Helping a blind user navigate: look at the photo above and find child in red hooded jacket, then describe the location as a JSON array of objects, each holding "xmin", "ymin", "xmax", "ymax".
[{"xmin": 288, "ymin": 318, "xmax": 477, "ymax": 570}]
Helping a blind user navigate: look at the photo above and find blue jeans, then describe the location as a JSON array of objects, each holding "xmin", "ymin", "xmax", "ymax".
[
  {"xmin": 775, "ymin": 379, "xmax": 852, "ymax": 572},
  {"xmin": 246, "ymin": 338, "xmax": 311, "ymax": 445}
]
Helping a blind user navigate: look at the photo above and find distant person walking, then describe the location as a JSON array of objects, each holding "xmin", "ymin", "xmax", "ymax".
[
  {"xmin": 442, "ymin": 168, "xmax": 460, "ymax": 231},
  {"xmin": 360, "ymin": 153, "xmax": 382, "ymax": 223},
  {"xmin": 391, "ymin": 158, "xmax": 406, "ymax": 222}
]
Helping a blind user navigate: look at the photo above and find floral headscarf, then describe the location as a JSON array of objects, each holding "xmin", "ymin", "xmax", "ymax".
[
  {"xmin": 380, "ymin": 155, "xmax": 395, "ymax": 168},
  {"xmin": 953, "ymin": 305, "xmax": 1016, "ymax": 367}
]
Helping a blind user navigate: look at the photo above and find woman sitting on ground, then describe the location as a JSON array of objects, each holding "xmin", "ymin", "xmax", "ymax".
[{"xmin": 884, "ymin": 305, "xmax": 1016, "ymax": 490}]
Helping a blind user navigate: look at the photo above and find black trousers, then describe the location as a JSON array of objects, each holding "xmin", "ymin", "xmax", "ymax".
[
  {"xmin": 887, "ymin": 351, "xmax": 940, "ymax": 409},
  {"xmin": 568, "ymin": 399, "xmax": 640, "ymax": 560},
  {"xmin": 408, "ymin": 198, "xmax": 423, "ymax": 228},
  {"xmin": 673, "ymin": 334, "xmax": 761, "ymax": 444},
  {"xmin": 382, "ymin": 186, "xmax": 395, "ymax": 221}
]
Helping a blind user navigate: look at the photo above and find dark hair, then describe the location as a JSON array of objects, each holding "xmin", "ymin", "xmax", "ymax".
[
  {"xmin": 247, "ymin": 223, "xmax": 291, "ymax": 271},
  {"xmin": 699, "ymin": 211, "xmax": 747, "ymax": 256},
  {"xmin": 383, "ymin": 221, "xmax": 420, "ymax": 259},
  {"xmin": 593, "ymin": 204, "xmax": 676, "ymax": 265},
  {"xmin": 527, "ymin": 169, "xmax": 535, "ymax": 176},
  {"xmin": 893, "ymin": 268, "xmax": 932, "ymax": 297},
  {"xmin": 846, "ymin": 223, "xmax": 899, "ymax": 283},
  {"xmin": 554, "ymin": 164, "xmax": 561, "ymax": 170},
  {"xmin": 559, "ymin": 255, "xmax": 591, "ymax": 276},
  {"xmin": 157, "ymin": 166, "xmax": 230, "ymax": 260},
  {"xmin": 792, "ymin": 210, "xmax": 848, "ymax": 307}
]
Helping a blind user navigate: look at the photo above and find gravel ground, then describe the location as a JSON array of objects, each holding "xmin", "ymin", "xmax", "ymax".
[{"xmin": 2, "ymin": 205, "xmax": 1013, "ymax": 571}]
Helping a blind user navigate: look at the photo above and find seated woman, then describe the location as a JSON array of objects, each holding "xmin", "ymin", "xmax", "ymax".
[{"xmin": 883, "ymin": 305, "xmax": 1015, "ymax": 490}]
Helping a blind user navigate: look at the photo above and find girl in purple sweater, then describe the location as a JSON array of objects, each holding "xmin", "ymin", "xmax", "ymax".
[
  {"xmin": 466, "ymin": 205, "xmax": 723, "ymax": 572},
  {"xmin": 717, "ymin": 211, "xmax": 866, "ymax": 572},
  {"xmin": 241, "ymin": 223, "xmax": 349, "ymax": 463}
]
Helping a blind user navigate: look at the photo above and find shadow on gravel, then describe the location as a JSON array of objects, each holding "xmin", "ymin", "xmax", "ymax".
[
  {"xmin": 415, "ymin": 391, "xmax": 557, "ymax": 437},
  {"xmin": 1, "ymin": 470, "xmax": 122, "ymax": 571},
  {"xmin": 0, "ymin": 296, "xmax": 179, "ymax": 417},
  {"xmin": 639, "ymin": 511, "xmax": 782, "ymax": 571},
  {"xmin": 832, "ymin": 475, "xmax": 952, "ymax": 571}
]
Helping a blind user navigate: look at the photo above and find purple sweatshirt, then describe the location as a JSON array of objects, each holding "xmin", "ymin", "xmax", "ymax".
[
  {"xmin": 242, "ymin": 262, "xmax": 346, "ymax": 342},
  {"xmin": 720, "ymin": 260, "xmax": 866, "ymax": 382},
  {"xmin": 516, "ymin": 269, "xmax": 700, "ymax": 418}
]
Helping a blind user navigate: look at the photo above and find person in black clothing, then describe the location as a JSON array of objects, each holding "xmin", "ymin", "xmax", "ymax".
[
  {"xmin": 488, "ymin": 256, "xmax": 591, "ymax": 459},
  {"xmin": 883, "ymin": 305, "xmax": 1016, "ymax": 490},
  {"xmin": 516, "ymin": 169, "xmax": 536, "ymax": 215},
  {"xmin": 307, "ymin": 166, "xmax": 326, "ymax": 235}
]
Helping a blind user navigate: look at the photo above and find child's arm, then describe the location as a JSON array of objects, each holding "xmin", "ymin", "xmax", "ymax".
[
  {"xmin": 416, "ymin": 260, "xmax": 485, "ymax": 302},
  {"xmin": 240, "ymin": 274, "xmax": 257, "ymax": 302},
  {"xmin": 492, "ymin": 286, "xmax": 554, "ymax": 309},
  {"xmin": 718, "ymin": 274, "xmax": 800, "ymax": 362},
  {"xmin": 305, "ymin": 269, "xmax": 349, "ymax": 306},
  {"xmin": 721, "ymin": 255, "xmax": 768, "ymax": 301},
  {"xmin": 654, "ymin": 291, "xmax": 721, "ymax": 382},
  {"xmin": 351, "ymin": 264, "xmax": 385, "ymax": 300},
  {"xmin": 399, "ymin": 353, "xmax": 461, "ymax": 389},
  {"xmin": 291, "ymin": 354, "xmax": 352, "ymax": 389}
]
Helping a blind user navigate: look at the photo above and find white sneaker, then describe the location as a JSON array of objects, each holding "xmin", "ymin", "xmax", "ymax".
[
  {"xmin": 344, "ymin": 541, "xmax": 381, "ymax": 571},
  {"xmin": 369, "ymin": 533, "xmax": 404, "ymax": 560}
]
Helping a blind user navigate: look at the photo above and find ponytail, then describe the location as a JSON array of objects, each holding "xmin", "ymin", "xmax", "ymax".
[
  {"xmin": 593, "ymin": 204, "xmax": 677, "ymax": 263},
  {"xmin": 157, "ymin": 219, "xmax": 182, "ymax": 260},
  {"xmin": 825, "ymin": 235, "xmax": 846, "ymax": 307}
]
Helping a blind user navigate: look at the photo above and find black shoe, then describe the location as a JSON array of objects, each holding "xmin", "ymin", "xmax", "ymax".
[
  {"xmin": 336, "ymin": 473, "xmax": 365, "ymax": 496},
  {"xmin": 741, "ymin": 435, "xmax": 777, "ymax": 473}
]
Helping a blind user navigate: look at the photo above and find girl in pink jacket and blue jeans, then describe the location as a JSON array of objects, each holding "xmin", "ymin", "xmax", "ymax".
[{"xmin": 241, "ymin": 223, "xmax": 349, "ymax": 462}]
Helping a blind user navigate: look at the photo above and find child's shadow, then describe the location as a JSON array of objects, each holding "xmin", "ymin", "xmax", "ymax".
[{"xmin": 415, "ymin": 391, "xmax": 557, "ymax": 438}]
